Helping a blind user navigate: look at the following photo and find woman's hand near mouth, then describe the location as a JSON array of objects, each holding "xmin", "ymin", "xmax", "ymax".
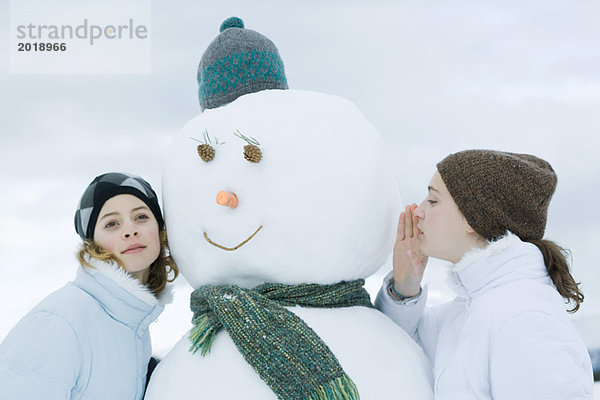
[{"xmin": 392, "ymin": 204, "xmax": 428, "ymax": 298}]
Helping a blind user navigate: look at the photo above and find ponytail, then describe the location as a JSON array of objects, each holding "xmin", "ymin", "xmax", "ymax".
[{"xmin": 529, "ymin": 239, "xmax": 583, "ymax": 313}]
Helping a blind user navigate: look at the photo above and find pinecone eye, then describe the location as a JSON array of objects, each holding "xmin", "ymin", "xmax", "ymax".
[
  {"xmin": 244, "ymin": 144, "xmax": 262, "ymax": 163},
  {"xmin": 197, "ymin": 144, "xmax": 215, "ymax": 162},
  {"xmin": 234, "ymin": 129, "xmax": 261, "ymax": 163}
]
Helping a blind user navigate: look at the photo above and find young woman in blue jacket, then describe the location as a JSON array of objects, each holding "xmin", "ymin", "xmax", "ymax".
[
  {"xmin": 376, "ymin": 150, "xmax": 594, "ymax": 399},
  {"xmin": 0, "ymin": 172, "xmax": 178, "ymax": 400}
]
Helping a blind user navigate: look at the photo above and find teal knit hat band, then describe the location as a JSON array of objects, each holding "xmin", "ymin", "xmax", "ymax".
[{"xmin": 198, "ymin": 17, "xmax": 288, "ymax": 111}]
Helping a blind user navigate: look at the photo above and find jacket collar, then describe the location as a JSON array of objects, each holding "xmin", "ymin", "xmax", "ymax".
[
  {"xmin": 445, "ymin": 232, "xmax": 551, "ymax": 298},
  {"xmin": 74, "ymin": 257, "xmax": 172, "ymax": 332}
]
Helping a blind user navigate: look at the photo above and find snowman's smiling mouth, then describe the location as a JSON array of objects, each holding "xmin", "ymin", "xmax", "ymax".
[{"xmin": 203, "ymin": 225, "xmax": 263, "ymax": 251}]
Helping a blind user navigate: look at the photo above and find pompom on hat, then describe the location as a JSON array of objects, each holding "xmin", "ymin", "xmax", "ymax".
[
  {"xmin": 436, "ymin": 150, "xmax": 557, "ymax": 242},
  {"xmin": 74, "ymin": 172, "xmax": 164, "ymax": 240},
  {"xmin": 197, "ymin": 16, "xmax": 288, "ymax": 111}
]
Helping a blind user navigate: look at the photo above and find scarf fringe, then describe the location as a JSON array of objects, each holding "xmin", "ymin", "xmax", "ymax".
[
  {"xmin": 189, "ymin": 314, "xmax": 217, "ymax": 356},
  {"xmin": 307, "ymin": 374, "xmax": 360, "ymax": 400}
]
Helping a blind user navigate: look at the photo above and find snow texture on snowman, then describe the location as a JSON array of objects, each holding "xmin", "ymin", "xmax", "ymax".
[{"xmin": 145, "ymin": 17, "xmax": 433, "ymax": 400}]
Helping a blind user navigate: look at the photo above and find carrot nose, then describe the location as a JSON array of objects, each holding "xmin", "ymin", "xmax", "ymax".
[{"xmin": 216, "ymin": 191, "xmax": 238, "ymax": 209}]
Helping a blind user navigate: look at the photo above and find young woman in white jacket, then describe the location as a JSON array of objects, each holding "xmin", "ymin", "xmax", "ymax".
[
  {"xmin": 0, "ymin": 172, "xmax": 178, "ymax": 400},
  {"xmin": 375, "ymin": 150, "xmax": 593, "ymax": 399}
]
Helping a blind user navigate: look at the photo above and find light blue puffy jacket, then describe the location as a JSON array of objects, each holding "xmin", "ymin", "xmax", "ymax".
[{"xmin": 0, "ymin": 258, "xmax": 167, "ymax": 400}]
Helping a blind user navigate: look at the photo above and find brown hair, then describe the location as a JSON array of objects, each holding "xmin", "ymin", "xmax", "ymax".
[
  {"xmin": 77, "ymin": 229, "xmax": 178, "ymax": 297},
  {"xmin": 528, "ymin": 239, "xmax": 583, "ymax": 313}
]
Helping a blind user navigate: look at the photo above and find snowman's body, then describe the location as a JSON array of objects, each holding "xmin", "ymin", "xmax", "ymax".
[
  {"xmin": 147, "ymin": 306, "xmax": 432, "ymax": 399},
  {"xmin": 146, "ymin": 90, "xmax": 433, "ymax": 399}
]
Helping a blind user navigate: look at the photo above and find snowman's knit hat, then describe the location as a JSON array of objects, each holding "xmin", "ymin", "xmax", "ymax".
[
  {"xmin": 437, "ymin": 150, "xmax": 557, "ymax": 241},
  {"xmin": 74, "ymin": 172, "xmax": 164, "ymax": 240},
  {"xmin": 197, "ymin": 17, "xmax": 288, "ymax": 111}
]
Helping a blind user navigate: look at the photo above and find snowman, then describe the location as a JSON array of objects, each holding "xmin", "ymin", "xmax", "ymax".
[{"xmin": 146, "ymin": 17, "xmax": 433, "ymax": 400}]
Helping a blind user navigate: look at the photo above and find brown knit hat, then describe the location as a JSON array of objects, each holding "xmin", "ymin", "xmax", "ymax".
[{"xmin": 436, "ymin": 150, "xmax": 557, "ymax": 241}]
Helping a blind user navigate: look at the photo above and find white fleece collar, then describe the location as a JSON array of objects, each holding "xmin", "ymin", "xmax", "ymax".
[
  {"xmin": 450, "ymin": 231, "xmax": 521, "ymax": 273},
  {"xmin": 445, "ymin": 231, "xmax": 549, "ymax": 298},
  {"xmin": 83, "ymin": 256, "xmax": 173, "ymax": 307}
]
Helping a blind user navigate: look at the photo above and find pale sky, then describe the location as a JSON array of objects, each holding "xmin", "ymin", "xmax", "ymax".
[{"xmin": 1, "ymin": 0, "xmax": 599, "ymax": 344}]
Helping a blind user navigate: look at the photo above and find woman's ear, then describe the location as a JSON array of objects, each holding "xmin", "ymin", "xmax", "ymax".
[{"xmin": 465, "ymin": 222, "xmax": 476, "ymax": 234}]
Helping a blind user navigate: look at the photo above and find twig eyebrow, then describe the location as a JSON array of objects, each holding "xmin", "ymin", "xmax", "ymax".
[{"xmin": 234, "ymin": 129, "xmax": 260, "ymax": 146}]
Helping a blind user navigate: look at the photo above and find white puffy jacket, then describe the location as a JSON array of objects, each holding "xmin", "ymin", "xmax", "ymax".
[
  {"xmin": 0, "ymin": 258, "xmax": 170, "ymax": 400},
  {"xmin": 375, "ymin": 233, "xmax": 593, "ymax": 400}
]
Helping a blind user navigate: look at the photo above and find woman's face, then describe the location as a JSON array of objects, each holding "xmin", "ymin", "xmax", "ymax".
[
  {"xmin": 93, "ymin": 194, "xmax": 161, "ymax": 281},
  {"xmin": 414, "ymin": 171, "xmax": 479, "ymax": 264}
]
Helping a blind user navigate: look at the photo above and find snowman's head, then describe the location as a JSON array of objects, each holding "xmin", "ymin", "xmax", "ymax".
[{"xmin": 163, "ymin": 90, "xmax": 400, "ymax": 288}]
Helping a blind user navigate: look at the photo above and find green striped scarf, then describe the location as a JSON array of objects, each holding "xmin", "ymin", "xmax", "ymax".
[{"xmin": 189, "ymin": 280, "xmax": 373, "ymax": 400}]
